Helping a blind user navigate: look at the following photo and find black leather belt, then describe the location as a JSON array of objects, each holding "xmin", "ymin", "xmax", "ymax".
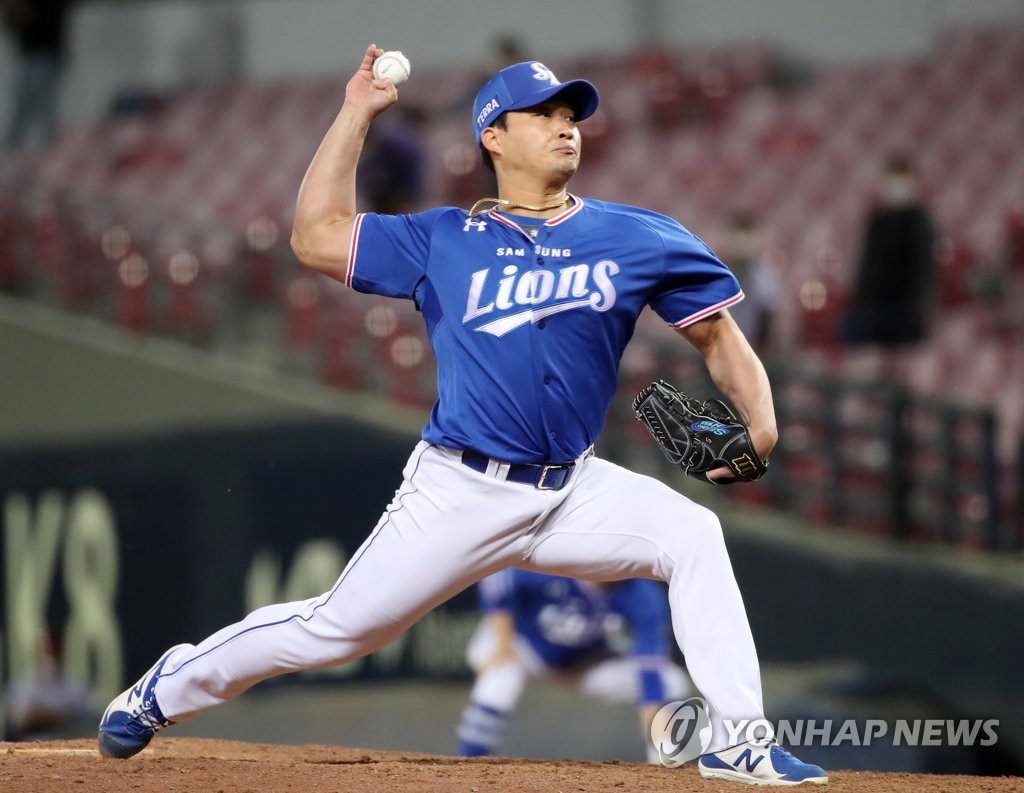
[{"xmin": 460, "ymin": 449, "xmax": 580, "ymax": 491}]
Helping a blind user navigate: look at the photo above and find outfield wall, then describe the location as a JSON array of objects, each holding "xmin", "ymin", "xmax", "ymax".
[{"xmin": 1, "ymin": 416, "xmax": 1021, "ymax": 771}]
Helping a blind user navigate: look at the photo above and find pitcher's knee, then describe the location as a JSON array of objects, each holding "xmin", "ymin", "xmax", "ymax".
[
  {"xmin": 674, "ymin": 502, "xmax": 724, "ymax": 545},
  {"xmin": 694, "ymin": 506, "xmax": 725, "ymax": 544},
  {"xmin": 658, "ymin": 504, "xmax": 726, "ymax": 576}
]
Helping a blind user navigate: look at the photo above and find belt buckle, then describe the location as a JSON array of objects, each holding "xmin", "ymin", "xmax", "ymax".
[{"xmin": 537, "ymin": 463, "xmax": 571, "ymax": 491}]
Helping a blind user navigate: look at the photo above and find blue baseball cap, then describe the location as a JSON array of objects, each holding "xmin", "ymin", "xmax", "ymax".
[{"xmin": 472, "ymin": 61, "xmax": 600, "ymax": 145}]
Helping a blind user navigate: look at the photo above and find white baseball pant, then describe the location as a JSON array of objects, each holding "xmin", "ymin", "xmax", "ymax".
[{"xmin": 154, "ymin": 441, "xmax": 765, "ymax": 752}]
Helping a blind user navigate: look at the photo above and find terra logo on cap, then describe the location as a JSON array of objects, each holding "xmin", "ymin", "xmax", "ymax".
[{"xmin": 472, "ymin": 61, "xmax": 600, "ymax": 144}]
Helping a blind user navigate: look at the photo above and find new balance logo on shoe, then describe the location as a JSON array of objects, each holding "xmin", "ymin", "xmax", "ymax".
[
  {"xmin": 698, "ymin": 738, "xmax": 828, "ymax": 786},
  {"xmin": 734, "ymin": 747, "xmax": 765, "ymax": 773}
]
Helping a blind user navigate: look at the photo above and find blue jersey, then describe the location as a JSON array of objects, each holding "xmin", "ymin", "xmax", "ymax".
[
  {"xmin": 478, "ymin": 570, "xmax": 674, "ymax": 703},
  {"xmin": 348, "ymin": 196, "xmax": 742, "ymax": 464}
]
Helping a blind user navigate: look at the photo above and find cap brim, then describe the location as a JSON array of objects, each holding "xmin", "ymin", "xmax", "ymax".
[{"xmin": 506, "ymin": 78, "xmax": 600, "ymax": 122}]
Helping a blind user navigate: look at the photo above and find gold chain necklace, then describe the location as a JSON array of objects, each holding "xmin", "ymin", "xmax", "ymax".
[{"xmin": 468, "ymin": 195, "xmax": 570, "ymax": 218}]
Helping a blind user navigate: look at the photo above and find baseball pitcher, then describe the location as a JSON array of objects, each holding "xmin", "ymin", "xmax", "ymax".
[{"xmin": 98, "ymin": 44, "xmax": 827, "ymax": 786}]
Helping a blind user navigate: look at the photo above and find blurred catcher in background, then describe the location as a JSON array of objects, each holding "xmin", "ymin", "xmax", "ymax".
[{"xmin": 456, "ymin": 570, "xmax": 690, "ymax": 763}]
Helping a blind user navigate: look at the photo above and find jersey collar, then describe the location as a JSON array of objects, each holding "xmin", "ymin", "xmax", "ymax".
[{"xmin": 487, "ymin": 194, "xmax": 584, "ymax": 236}]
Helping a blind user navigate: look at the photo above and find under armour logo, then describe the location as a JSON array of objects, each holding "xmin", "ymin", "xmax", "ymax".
[
  {"xmin": 531, "ymin": 62, "xmax": 559, "ymax": 86},
  {"xmin": 463, "ymin": 218, "xmax": 488, "ymax": 232}
]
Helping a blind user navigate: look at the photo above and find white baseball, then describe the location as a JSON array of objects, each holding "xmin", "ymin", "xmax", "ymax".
[{"xmin": 373, "ymin": 51, "xmax": 411, "ymax": 85}]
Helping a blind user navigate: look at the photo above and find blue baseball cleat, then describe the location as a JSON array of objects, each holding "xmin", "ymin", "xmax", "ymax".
[
  {"xmin": 97, "ymin": 644, "xmax": 191, "ymax": 759},
  {"xmin": 698, "ymin": 737, "xmax": 829, "ymax": 785}
]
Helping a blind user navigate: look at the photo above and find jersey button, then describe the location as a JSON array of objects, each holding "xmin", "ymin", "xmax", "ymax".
[
  {"xmin": 538, "ymin": 320, "xmax": 546, "ymax": 329},
  {"xmin": 544, "ymin": 375, "xmax": 551, "ymax": 384},
  {"xmin": 537, "ymin": 258, "xmax": 545, "ymax": 265},
  {"xmin": 549, "ymin": 431, "xmax": 556, "ymax": 439}
]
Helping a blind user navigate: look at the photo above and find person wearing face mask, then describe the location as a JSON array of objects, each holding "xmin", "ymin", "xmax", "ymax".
[
  {"xmin": 720, "ymin": 209, "xmax": 782, "ymax": 353},
  {"xmin": 1, "ymin": 0, "xmax": 75, "ymax": 151},
  {"xmin": 841, "ymin": 153, "xmax": 938, "ymax": 347}
]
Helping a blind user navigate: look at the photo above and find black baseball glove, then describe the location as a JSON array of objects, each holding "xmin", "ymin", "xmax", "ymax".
[{"xmin": 631, "ymin": 379, "xmax": 768, "ymax": 484}]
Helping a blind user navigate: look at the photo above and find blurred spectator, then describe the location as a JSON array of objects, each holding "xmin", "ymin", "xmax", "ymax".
[
  {"xmin": 455, "ymin": 570, "xmax": 689, "ymax": 763},
  {"xmin": 482, "ymin": 33, "xmax": 528, "ymax": 81},
  {"xmin": 436, "ymin": 33, "xmax": 528, "ymax": 201},
  {"xmin": 358, "ymin": 104, "xmax": 428, "ymax": 215},
  {"xmin": 720, "ymin": 209, "xmax": 782, "ymax": 351},
  {"xmin": 4, "ymin": 629, "xmax": 97, "ymax": 741},
  {"xmin": 841, "ymin": 153, "xmax": 938, "ymax": 347},
  {"xmin": 1006, "ymin": 203, "xmax": 1024, "ymax": 273},
  {"xmin": 443, "ymin": 32, "xmax": 528, "ymax": 119},
  {"xmin": 1, "ymin": 0, "xmax": 75, "ymax": 152}
]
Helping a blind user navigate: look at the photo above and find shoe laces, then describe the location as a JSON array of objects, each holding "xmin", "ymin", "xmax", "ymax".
[
  {"xmin": 125, "ymin": 696, "xmax": 168, "ymax": 736},
  {"xmin": 751, "ymin": 737, "xmax": 790, "ymax": 755}
]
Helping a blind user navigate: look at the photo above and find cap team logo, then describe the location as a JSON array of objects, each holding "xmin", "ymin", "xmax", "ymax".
[
  {"xmin": 531, "ymin": 62, "xmax": 559, "ymax": 85},
  {"xmin": 650, "ymin": 696, "xmax": 713, "ymax": 767}
]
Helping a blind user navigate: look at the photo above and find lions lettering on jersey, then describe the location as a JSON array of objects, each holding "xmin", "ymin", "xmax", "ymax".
[
  {"xmin": 463, "ymin": 260, "xmax": 619, "ymax": 337},
  {"xmin": 346, "ymin": 196, "xmax": 743, "ymax": 464}
]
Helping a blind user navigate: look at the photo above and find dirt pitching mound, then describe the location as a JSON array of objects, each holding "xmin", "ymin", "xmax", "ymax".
[{"xmin": 2, "ymin": 738, "xmax": 1020, "ymax": 792}]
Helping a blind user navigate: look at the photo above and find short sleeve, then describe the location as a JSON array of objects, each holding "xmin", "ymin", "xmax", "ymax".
[
  {"xmin": 642, "ymin": 214, "xmax": 744, "ymax": 328},
  {"xmin": 347, "ymin": 208, "xmax": 447, "ymax": 299}
]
